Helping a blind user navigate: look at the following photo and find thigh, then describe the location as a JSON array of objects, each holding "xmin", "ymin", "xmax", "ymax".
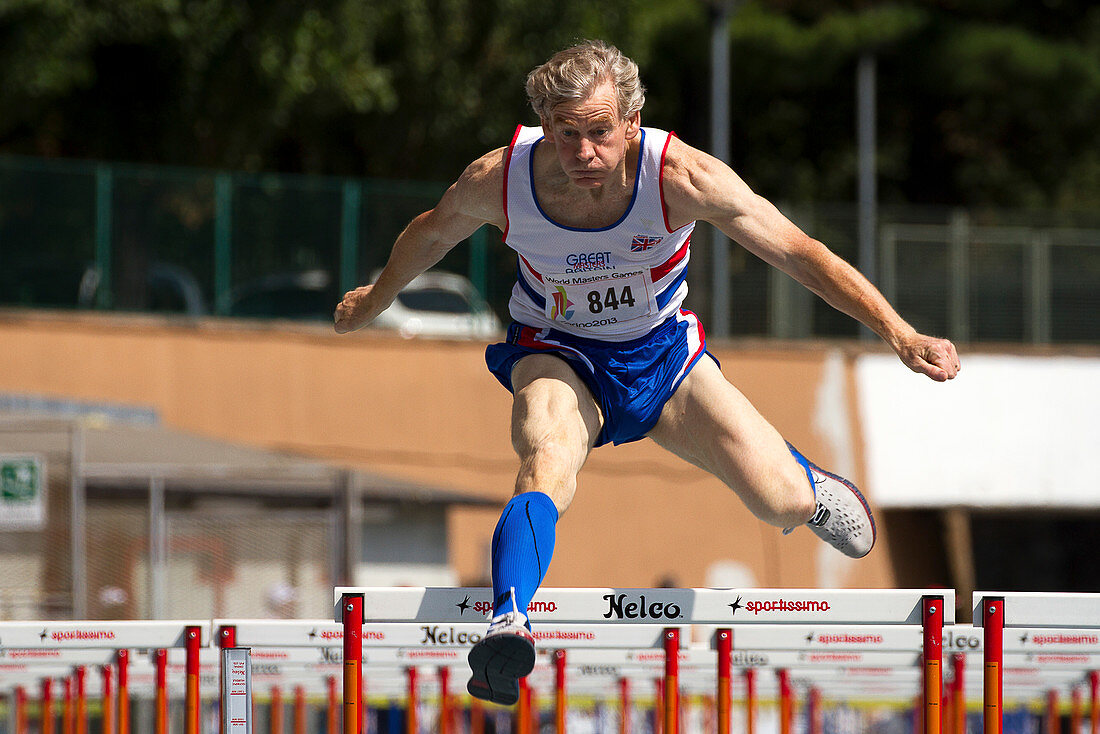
[
  {"xmin": 509, "ymin": 354, "xmax": 604, "ymax": 511},
  {"xmin": 646, "ymin": 355, "xmax": 810, "ymax": 521}
]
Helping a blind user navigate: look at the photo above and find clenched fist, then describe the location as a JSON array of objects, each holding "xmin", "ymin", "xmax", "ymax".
[
  {"xmin": 894, "ymin": 332, "xmax": 961, "ymax": 382},
  {"xmin": 334, "ymin": 284, "xmax": 385, "ymax": 334}
]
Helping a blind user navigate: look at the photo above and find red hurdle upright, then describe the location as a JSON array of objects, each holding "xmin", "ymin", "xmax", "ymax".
[
  {"xmin": 116, "ymin": 649, "xmax": 129, "ymax": 734},
  {"xmin": 716, "ymin": 629, "xmax": 732, "ymax": 734},
  {"xmin": 154, "ymin": 649, "xmax": 168, "ymax": 734},
  {"xmin": 101, "ymin": 664, "xmax": 113, "ymax": 734},
  {"xmin": 554, "ymin": 649, "xmax": 567, "ymax": 734},
  {"xmin": 185, "ymin": 625, "xmax": 202, "ymax": 734},
  {"xmin": 982, "ymin": 597, "xmax": 1004, "ymax": 734},
  {"xmin": 1091, "ymin": 671, "xmax": 1098, "ymax": 734},
  {"xmin": 41, "ymin": 678, "xmax": 53, "ymax": 734},
  {"xmin": 341, "ymin": 594, "xmax": 363, "ymax": 734},
  {"xmin": 663, "ymin": 627, "xmax": 680, "ymax": 734},
  {"xmin": 923, "ymin": 596, "xmax": 944, "ymax": 734}
]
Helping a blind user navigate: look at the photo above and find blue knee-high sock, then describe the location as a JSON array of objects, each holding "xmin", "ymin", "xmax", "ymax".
[
  {"xmin": 491, "ymin": 491, "xmax": 558, "ymax": 623},
  {"xmin": 786, "ymin": 441, "xmax": 816, "ymax": 497}
]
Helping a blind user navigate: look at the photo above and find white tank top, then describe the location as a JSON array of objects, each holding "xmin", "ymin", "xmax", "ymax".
[{"xmin": 502, "ymin": 124, "xmax": 695, "ymax": 342}]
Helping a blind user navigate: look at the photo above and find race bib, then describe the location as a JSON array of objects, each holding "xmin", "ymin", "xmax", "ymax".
[{"xmin": 542, "ymin": 268, "xmax": 656, "ymax": 329}]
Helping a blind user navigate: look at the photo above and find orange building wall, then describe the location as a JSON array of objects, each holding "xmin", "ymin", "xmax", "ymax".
[{"xmin": 0, "ymin": 311, "xmax": 896, "ymax": 590}]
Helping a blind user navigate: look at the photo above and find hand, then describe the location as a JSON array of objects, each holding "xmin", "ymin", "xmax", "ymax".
[
  {"xmin": 334, "ymin": 284, "xmax": 385, "ymax": 334},
  {"xmin": 894, "ymin": 332, "xmax": 961, "ymax": 382}
]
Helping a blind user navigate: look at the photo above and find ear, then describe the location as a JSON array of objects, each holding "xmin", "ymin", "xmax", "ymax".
[{"xmin": 624, "ymin": 112, "xmax": 641, "ymax": 140}]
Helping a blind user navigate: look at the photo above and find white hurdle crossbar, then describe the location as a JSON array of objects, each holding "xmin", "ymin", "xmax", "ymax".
[{"xmin": 335, "ymin": 586, "xmax": 954, "ymax": 734}]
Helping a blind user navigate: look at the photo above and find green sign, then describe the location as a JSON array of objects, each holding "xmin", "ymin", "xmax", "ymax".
[{"xmin": 0, "ymin": 455, "xmax": 45, "ymax": 528}]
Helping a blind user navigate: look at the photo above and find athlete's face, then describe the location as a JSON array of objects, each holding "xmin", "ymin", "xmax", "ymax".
[{"xmin": 542, "ymin": 82, "xmax": 640, "ymax": 189}]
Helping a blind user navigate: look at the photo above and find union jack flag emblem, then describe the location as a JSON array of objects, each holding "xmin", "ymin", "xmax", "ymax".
[{"xmin": 631, "ymin": 235, "xmax": 663, "ymax": 252}]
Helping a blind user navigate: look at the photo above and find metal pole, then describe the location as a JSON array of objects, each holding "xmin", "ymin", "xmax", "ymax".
[
  {"xmin": 554, "ymin": 650, "xmax": 566, "ymax": 734},
  {"xmin": 117, "ymin": 650, "xmax": 130, "ymax": 734},
  {"xmin": 663, "ymin": 628, "xmax": 680, "ymax": 734},
  {"xmin": 271, "ymin": 687, "xmax": 283, "ymax": 734},
  {"xmin": 983, "ymin": 598, "xmax": 1004, "ymax": 734},
  {"xmin": 745, "ymin": 668, "xmax": 756, "ymax": 734},
  {"xmin": 709, "ymin": 1, "xmax": 733, "ymax": 338},
  {"xmin": 74, "ymin": 667, "xmax": 86, "ymax": 734},
  {"xmin": 1073, "ymin": 688, "xmax": 1083, "ymax": 734},
  {"xmin": 778, "ymin": 669, "xmax": 792, "ymax": 734},
  {"xmin": 116, "ymin": 651, "xmax": 128, "ymax": 734},
  {"xmin": 341, "ymin": 593, "xmax": 363, "ymax": 734},
  {"xmin": 923, "ymin": 596, "xmax": 944, "ymax": 734},
  {"xmin": 154, "ymin": 650, "xmax": 168, "ymax": 734},
  {"xmin": 405, "ymin": 668, "xmax": 417, "ymax": 734},
  {"xmin": 327, "ymin": 676, "xmax": 339, "ymax": 734},
  {"xmin": 948, "ymin": 210, "xmax": 970, "ymax": 343},
  {"xmin": 293, "ymin": 686, "xmax": 306, "ymax": 734},
  {"xmin": 716, "ymin": 629, "xmax": 731, "ymax": 734},
  {"xmin": 214, "ymin": 173, "xmax": 233, "ymax": 315},
  {"xmin": 517, "ymin": 678, "xmax": 530, "ymax": 734},
  {"xmin": 148, "ymin": 477, "xmax": 167, "ymax": 619},
  {"xmin": 218, "ymin": 625, "xmax": 238, "ymax": 734},
  {"xmin": 101, "ymin": 665, "xmax": 113, "ymax": 734},
  {"xmin": 340, "ymin": 180, "xmax": 363, "ymax": 296},
  {"xmin": 438, "ymin": 667, "xmax": 451, "ymax": 734},
  {"xmin": 470, "ymin": 697, "xmax": 484, "ymax": 734},
  {"xmin": 185, "ymin": 626, "xmax": 202, "ymax": 734},
  {"xmin": 952, "ymin": 654, "xmax": 966, "ymax": 734},
  {"xmin": 42, "ymin": 678, "xmax": 54, "ymax": 734},
  {"xmin": 15, "ymin": 686, "xmax": 27, "ymax": 734},
  {"xmin": 1090, "ymin": 671, "xmax": 1099, "ymax": 734},
  {"xmin": 857, "ymin": 53, "xmax": 878, "ymax": 341},
  {"xmin": 62, "ymin": 676, "xmax": 73, "ymax": 734},
  {"xmin": 69, "ymin": 424, "xmax": 87, "ymax": 619},
  {"xmin": 619, "ymin": 678, "xmax": 630, "ymax": 734},
  {"xmin": 94, "ymin": 165, "xmax": 114, "ymax": 310}
]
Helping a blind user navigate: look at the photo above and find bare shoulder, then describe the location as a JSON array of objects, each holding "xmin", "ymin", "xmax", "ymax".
[
  {"xmin": 660, "ymin": 135, "xmax": 754, "ymax": 228},
  {"xmin": 448, "ymin": 146, "xmax": 508, "ymax": 230}
]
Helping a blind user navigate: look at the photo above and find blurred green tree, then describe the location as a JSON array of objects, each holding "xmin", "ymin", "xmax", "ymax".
[{"xmin": 0, "ymin": 0, "xmax": 1096, "ymax": 209}]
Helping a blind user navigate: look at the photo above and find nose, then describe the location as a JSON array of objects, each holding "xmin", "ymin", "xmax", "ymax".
[{"xmin": 576, "ymin": 136, "xmax": 596, "ymax": 162}]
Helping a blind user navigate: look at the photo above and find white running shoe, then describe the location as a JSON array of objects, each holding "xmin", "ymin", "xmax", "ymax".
[
  {"xmin": 806, "ymin": 464, "xmax": 876, "ymax": 558},
  {"xmin": 785, "ymin": 451, "xmax": 876, "ymax": 559},
  {"xmin": 467, "ymin": 599, "xmax": 535, "ymax": 705}
]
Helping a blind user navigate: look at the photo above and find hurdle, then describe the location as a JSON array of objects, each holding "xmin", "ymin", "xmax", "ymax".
[
  {"xmin": 218, "ymin": 616, "xmax": 686, "ymax": 732},
  {"xmin": 0, "ymin": 620, "xmax": 209, "ymax": 734},
  {"xmin": 975, "ymin": 592, "xmax": 1100, "ymax": 734},
  {"xmin": 335, "ymin": 587, "xmax": 954, "ymax": 734}
]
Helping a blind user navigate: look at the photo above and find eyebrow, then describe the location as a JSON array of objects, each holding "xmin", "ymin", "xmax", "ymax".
[{"xmin": 552, "ymin": 113, "xmax": 616, "ymax": 127}]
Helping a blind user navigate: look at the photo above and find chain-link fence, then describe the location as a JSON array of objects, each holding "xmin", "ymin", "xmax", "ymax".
[
  {"xmin": 0, "ymin": 415, "xmax": 341, "ymax": 622},
  {"xmin": 2, "ymin": 154, "xmax": 1098, "ymax": 343}
]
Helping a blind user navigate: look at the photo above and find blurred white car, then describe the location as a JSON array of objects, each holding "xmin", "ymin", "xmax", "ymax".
[{"xmin": 370, "ymin": 269, "xmax": 502, "ymax": 339}]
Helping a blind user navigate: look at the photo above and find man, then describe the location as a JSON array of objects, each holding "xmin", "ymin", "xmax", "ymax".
[{"xmin": 334, "ymin": 40, "xmax": 960, "ymax": 705}]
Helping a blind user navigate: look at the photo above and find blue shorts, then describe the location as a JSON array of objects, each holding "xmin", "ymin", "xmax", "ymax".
[{"xmin": 485, "ymin": 310, "xmax": 712, "ymax": 447}]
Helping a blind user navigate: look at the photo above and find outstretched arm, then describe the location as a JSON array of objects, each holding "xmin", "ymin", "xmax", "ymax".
[
  {"xmin": 662, "ymin": 138, "xmax": 960, "ymax": 381},
  {"xmin": 334, "ymin": 149, "xmax": 507, "ymax": 334}
]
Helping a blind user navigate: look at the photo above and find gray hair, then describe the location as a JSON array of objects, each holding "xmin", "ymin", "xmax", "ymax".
[{"xmin": 525, "ymin": 40, "xmax": 646, "ymax": 122}]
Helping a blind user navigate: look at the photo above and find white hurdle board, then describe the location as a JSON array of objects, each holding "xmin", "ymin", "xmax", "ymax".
[
  {"xmin": 0, "ymin": 620, "xmax": 211, "ymax": 649},
  {"xmin": 335, "ymin": 587, "xmax": 954, "ymax": 625},
  {"xmin": 218, "ymin": 618, "xmax": 681, "ymax": 651},
  {"xmin": 974, "ymin": 591, "xmax": 1100, "ymax": 629}
]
